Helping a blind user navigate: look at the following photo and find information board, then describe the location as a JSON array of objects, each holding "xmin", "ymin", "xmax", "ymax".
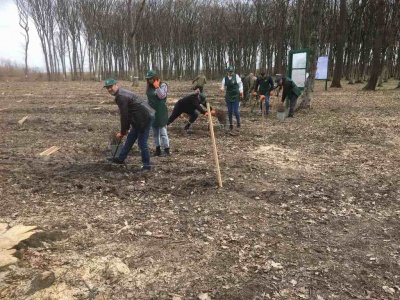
[{"xmin": 316, "ymin": 56, "xmax": 328, "ymax": 80}]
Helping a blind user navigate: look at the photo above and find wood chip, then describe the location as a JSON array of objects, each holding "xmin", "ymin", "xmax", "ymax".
[
  {"xmin": 18, "ymin": 115, "xmax": 30, "ymax": 125},
  {"xmin": 39, "ymin": 146, "xmax": 61, "ymax": 156}
]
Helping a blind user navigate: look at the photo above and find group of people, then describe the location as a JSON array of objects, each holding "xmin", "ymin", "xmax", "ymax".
[
  {"xmin": 103, "ymin": 67, "xmax": 301, "ymax": 172},
  {"xmin": 104, "ymin": 70, "xmax": 214, "ymax": 172}
]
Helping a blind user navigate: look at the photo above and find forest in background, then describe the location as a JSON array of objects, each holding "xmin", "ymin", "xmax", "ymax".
[{"xmin": 12, "ymin": 0, "xmax": 400, "ymax": 87}]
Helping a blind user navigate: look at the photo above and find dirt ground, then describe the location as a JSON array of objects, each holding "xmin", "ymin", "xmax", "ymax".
[{"xmin": 0, "ymin": 78, "xmax": 399, "ymax": 300}]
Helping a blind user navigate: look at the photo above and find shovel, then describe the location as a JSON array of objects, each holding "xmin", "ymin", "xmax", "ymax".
[{"xmin": 111, "ymin": 137, "xmax": 123, "ymax": 160}]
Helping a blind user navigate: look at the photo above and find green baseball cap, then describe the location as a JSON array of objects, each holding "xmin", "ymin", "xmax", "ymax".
[
  {"xmin": 227, "ymin": 66, "xmax": 235, "ymax": 72},
  {"xmin": 145, "ymin": 70, "xmax": 157, "ymax": 79},
  {"xmin": 104, "ymin": 78, "xmax": 117, "ymax": 87}
]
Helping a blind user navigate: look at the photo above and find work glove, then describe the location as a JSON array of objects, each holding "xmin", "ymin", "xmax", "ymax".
[
  {"xmin": 270, "ymin": 91, "xmax": 274, "ymax": 96},
  {"xmin": 116, "ymin": 132, "xmax": 124, "ymax": 139},
  {"xmin": 219, "ymin": 87, "xmax": 225, "ymax": 93},
  {"xmin": 260, "ymin": 95, "xmax": 266, "ymax": 100},
  {"xmin": 252, "ymin": 91, "xmax": 258, "ymax": 96},
  {"xmin": 240, "ymin": 92, "xmax": 244, "ymax": 98},
  {"xmin": 211, "ymin": 109, "xmax": 216, "ymax": 116},
  {"xmin": 153, "ymin": 79, "xmax": 160, "ymax": 89}
]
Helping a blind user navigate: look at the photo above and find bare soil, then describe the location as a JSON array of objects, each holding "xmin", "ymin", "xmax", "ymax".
[{"xmin": 0, "ymin": 79, "xmax": 399, "ymax": 300}]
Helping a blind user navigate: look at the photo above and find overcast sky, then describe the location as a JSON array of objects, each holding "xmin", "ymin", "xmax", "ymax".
[{"xmin": 0, "ymin": 0, "xmax": 45, "ymax": 70}]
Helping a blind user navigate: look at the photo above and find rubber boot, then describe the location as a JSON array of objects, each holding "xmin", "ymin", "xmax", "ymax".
[
  {"xmin": 184, "ymin": 122, "xmax": 192, "ymax": 134},
  {"xmin": 163, "ymin": 148, "xmax": 171, "ymax": 156},
  {"xmin": 154, "ymin": 146, "xmax": 161, "ymax": 157}
]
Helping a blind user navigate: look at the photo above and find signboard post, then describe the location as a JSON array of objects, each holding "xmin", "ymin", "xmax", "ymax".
[{"xmin": 315, "ymin": 56, "xmax": 329, "ymax": 91}]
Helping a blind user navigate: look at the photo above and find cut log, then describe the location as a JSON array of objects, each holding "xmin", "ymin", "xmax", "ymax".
[
  {"xmin": 0, "ymin": 249, "xmax": 18, "ymax": 268},
  {"xmin": 0, "ymin": 223, "xmax": 37, "ymax": 269}
]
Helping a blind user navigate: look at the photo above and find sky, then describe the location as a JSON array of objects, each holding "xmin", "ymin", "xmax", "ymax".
[{"xmin": 0, "ymin": 0, "xmax": 45, "ymax": 70}]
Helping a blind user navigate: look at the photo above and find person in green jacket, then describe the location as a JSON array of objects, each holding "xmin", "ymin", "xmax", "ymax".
[
  {"xmin": 278, "ymin": 76, "xmax": 302, "ymax": 118},
  {"xmin": 192, "ymin": 72, "xmax": 207, "ymax": 93},
  {"xmin": 220, "ymin": 66, "xmax": 243, "ymax": 130},
  {"xmin": 253, "ymin": 72, "xmax": 274, "ymax": 117},
  {"xmin": 145, "ymin": 70, "xmax": 170, "ymax": 156}
]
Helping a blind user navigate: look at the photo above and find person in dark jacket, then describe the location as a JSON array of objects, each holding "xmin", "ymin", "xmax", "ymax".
[
  {"xmin": 278, "ymin": 76, "xmax": 302, "ymax": 118},
  {"xmin": 253, "ymin": 72, "xmax": 274, "ymax": 117},
  {"xmin": 104, "ymin": 78, "xmax": 155, "ymax": 170},
  {"xmin": 167, "ymin": 93, "xmax": 215, "ymax": 133},
  {"xmin": 145, "ymin": 70, "xmax": 170, "ymax": 157}
]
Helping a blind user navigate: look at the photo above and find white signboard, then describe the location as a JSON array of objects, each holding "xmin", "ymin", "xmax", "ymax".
[
  {"xmin": 316, "ymin": 56, "xmax": 328, "ymax": 80},
  {"xmin": 292, "ymin": 69, "xmax": 306, "ymax": 88},
  {"xmin": 292, "ymin": 52, "xmax": 307, "ymax": 68}
]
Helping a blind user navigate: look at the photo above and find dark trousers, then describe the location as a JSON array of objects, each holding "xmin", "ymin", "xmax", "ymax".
[
  {"xmin": 118, "ymin": 115, "xmax": 154, "ymax": 169},
  {"xmin": 243, "ymin": 88, "xmax": 249, "ymax": 103},
  {"xmin": 168, "ymin": 107, "xmax": 198, "ymax": 126},
  {"xmin": 288, "ymin": 96, "xmax": 298, "ymax": 116},
  {"xmin": 193, "ymin": 86, "xmax": 204, "ymax": 93}
]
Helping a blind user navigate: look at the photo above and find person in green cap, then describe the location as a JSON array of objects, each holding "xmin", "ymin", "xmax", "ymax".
[
  {"xmin": 145, "ymin": 70, "xmax": 170, "ymax": 156},
  {"xmin": 220, "ymin": 66, "xmax": 243, "ymax": 131},
  {"xmin": 104, "ymin": 78, "xmax": 155, "ymax": 171}
]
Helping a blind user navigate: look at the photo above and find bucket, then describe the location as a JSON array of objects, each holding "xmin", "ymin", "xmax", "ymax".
[
  {"xmin": 276, "ymin": 111, "xmax": 286, "ymax": 120},
  {"xmin": 109, "ymin": 142, "xmax": 124, "ymax": 157}
]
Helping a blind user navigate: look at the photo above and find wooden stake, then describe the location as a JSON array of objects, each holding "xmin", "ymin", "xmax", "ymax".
[{"xmin": 207, "ymin": 103, "xmax": 223, "ymax": 188}]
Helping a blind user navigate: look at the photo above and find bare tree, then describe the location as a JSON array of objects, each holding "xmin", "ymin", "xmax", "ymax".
[
  {"xmin": 128, "ymin": 0, "xmax": 146, "ymax": 86},
  {"xmin": 15, "ymin": 0, "xmax": 29, "ymax": 79},
  {"xmin": 27, "ymin": 0, "xmax": 57, "ymax": 80}
]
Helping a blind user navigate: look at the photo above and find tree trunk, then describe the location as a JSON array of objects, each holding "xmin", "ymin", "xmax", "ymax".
[
  {"xmin": 129, "ymin": 0, "xmax": 146, "ymax": 86},
  {"xmin": 294, "ymin": 0, "xmax": 302, "ymax": 49},
  {"xmin": 299, "ymin": 0, "xmax": 324, "ymax": 109},
  {"xmin": 15, "ymin": 0, "xmax": 30, "ymax": 79},
  {"xmin": 331, "ymin": 0, "xmax": 346, "ymax": 88},
  {"xmin": 363, "ymin": 0, "xmax": 385, "ymax": 90}
]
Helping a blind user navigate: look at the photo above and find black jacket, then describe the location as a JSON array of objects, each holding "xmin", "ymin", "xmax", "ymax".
[
  {"xmin": 254, "ymin": 75, "xmax": 274, "ymax": 95},
  {"xmin": 114, "ymin": 88, "xmax": 155, "ymax": 133},
  {"xmin": 281, "ymin": 77, "xmax": 302, "ymax": 102},
  {"xmin": 175, "ymin": 94, "xmax": 211, "ymax": 115}
]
